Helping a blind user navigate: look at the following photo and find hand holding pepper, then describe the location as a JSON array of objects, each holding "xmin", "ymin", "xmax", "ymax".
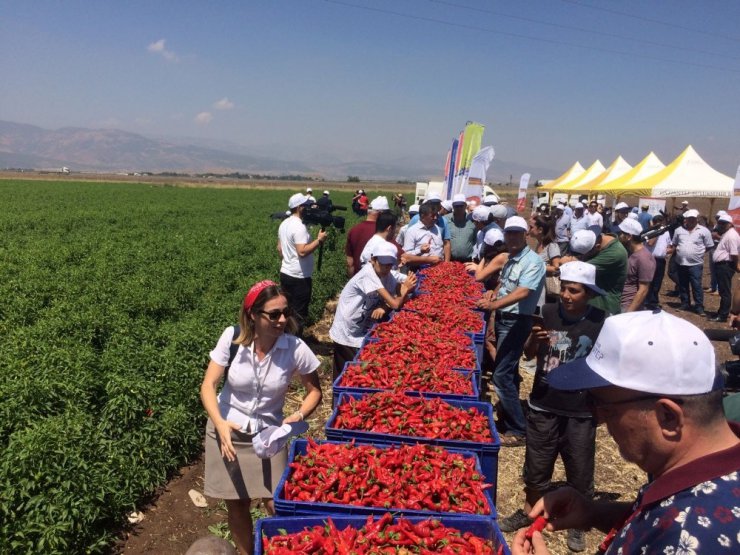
[{"xmin": 511, "ymin": 527, "xmax": 549, "ymax": 555}]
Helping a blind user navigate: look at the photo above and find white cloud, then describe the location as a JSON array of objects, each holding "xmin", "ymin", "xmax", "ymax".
[
  {"xmin": 147, "ymin": 39, "xmax": 178, "ymax": 62},
  {"xmin": 213, "ymin": 97, "xmax": 234, "ymax": 110},
  {"xmin": 194, "ymin": 112, "xmax": 213, "ymax": 125}
]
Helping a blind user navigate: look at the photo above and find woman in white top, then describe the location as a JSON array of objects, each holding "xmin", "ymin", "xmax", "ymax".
[
  {"xmin": 200, "ymin": 280, "xmax": 322, "ymax": 554},
  {"xmin": 329, "ymin": 241, "xmax": 417, "ymax": 383}
]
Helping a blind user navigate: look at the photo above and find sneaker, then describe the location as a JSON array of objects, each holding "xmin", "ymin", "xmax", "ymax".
[
  {"xmin": 499, "ymin": 509, "xmax": 533, "ymax": 533},
  {"xmin": 567, "ymin": 529, "xmax": 586, "ymax": 552},
  {"xmin": 694, "ymin": 308, "xmax": 706, "ymax": 317}
]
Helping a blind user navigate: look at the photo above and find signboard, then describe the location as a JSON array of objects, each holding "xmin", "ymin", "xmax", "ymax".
[
  {"xmin": 517, "ymin": 173, "xmax": 531, "ymax": 214},
  {"xmin": 638, "ymin": 197, "xmax": 667, "ymax": 217}
]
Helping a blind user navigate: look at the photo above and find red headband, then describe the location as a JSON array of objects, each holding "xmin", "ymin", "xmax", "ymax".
[{"xmin": 243, "ymin": 280, "xmax": 278, "ymax": 311}]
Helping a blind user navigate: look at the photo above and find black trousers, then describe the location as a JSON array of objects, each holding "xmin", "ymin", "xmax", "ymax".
[
  {"xmin": 667, "ymin": 254, "xmax": 679, "ymax": 287},
  {"xmin": 645, "ymin": 257, "xmax": 666, "ymax": 309},
  {"xmin": 715, "ymin": 262, "xmax": 736, "ymax": 319},
  {"xmin": 279, "ymin": 273, "xmax": 312, "ymax": 334},
  {"xmin": 332, "ymin": 342, "xmax": 358, "ymax": 383}
]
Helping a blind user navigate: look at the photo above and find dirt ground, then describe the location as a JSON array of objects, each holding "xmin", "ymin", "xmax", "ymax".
[{"xmin": 115, "ymin": 270, "xmax": 736, "ymax": 555}]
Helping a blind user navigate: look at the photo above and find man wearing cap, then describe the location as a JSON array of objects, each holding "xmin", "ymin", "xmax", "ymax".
[
  {"xmin": 709, "ymin": 214, "xmax": 740, "ymax": 322},
  {"xmin": 345, "ymin": 196, "xmax": 390, "ymax": 278},
  {"xmin": 446, "ymin": 193, "xmax": 477, "ymax": 262},
  {"xmin": 330, "ymin": 241, "xmax": 417, "ymax": 383},
  {"xmin": 512, "ymin": 310, "xmax": 740, "ymax": 555},
  {"xmin": 277, "ymin": 193, "xmax": 328, "ymax": 331},
  {"xmin": 618, "ymin": 218, "xmax": 655, "ymax": 312},
  {"xmin": 482, "ymin": 192, "xmax": 500, "ymax": 207},
  {"xmin": 671, "ymin": 209, "xmax": 714, "ymax": 316},
  {"xmin": 584, "ymin": 201, "xmax": 603, "ymax": 231},
  {"xmin": 608, "ymin": 202, "xmax": 630, "ymax": 234},
  {"xmin": 477, "ymin": 216, "xmax": 546, "ymax": 443},
  {"xmin": 315, "ymin": 190, "xmax": 332, "ymax": 211},
  {"xmin": 402, "ymin": 203, "xmax": 445, "ymax": 267},
  {"xmin": 359, "ymin": 211, "xmax": 402, "ymax": 268},
  {"xmin": 554, "ymin": 204, "xmax": 571, "ymax": 255},
  {"xmin": 569, "ymin": 202, "xmax": 588, "ymax": 236},
  {"xmin": 562, "ymin": 228, "xmax": 628, "ymax": 315},
  {"xmin": 500, "ymin": 261, "xmax": 607, "ymax": 552},
  {"xmin": 406, "ymin": 192, "xmax": 452, "ymax": 261},
  {"xmin": 471, "ymin": 205, "xmax": 493, "ymax": 261}
]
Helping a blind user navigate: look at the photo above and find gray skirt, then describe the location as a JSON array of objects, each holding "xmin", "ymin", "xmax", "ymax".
[{"xmin": 204, "ymin": 418, "xmax": 288, "ymax": 501}]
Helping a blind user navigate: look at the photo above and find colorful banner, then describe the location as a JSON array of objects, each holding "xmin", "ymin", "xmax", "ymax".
[
  {"xmin": 728, "ymin": 164, "xmax": 740, "ymax": 230},
  {"xmin": 444, "ymin": 138, "xmax": 459, "ymax": 200},
  {"xmin": 516, "ymin": 173, "xmax": 531, "ymax": 214},
  {"xmin": 452, "ymin": 123, "xmax": 485, "ymax": 198},
  {"xmin": 463, "ymin": 146, "xmax": 495, "ymax": 201}
]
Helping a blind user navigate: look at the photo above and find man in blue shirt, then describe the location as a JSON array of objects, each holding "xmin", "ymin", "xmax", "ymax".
[
  {"xmin": 477, "ymin": 216, "xmax": 545, "ymax": 443},
  {"xmin": 637, "ymin": 204, "xmax": 652, "ymax": 231}
]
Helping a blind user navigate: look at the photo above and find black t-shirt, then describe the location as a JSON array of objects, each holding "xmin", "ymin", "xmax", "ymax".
[{"xmin": 529, "ymin": 302, "xmax": 606, "ymax": 417}]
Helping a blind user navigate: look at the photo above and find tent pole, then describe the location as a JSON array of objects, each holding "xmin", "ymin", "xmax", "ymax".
[{"xmin": 710, "ymin": 198, "xmax": 716, "ymax": 225}]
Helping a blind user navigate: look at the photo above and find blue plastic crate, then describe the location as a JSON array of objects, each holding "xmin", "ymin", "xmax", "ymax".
[
  {"xmin": 255, "ymin": 515, "xmax": 510, "ymax": 554},
  {"xmin": 273, "ymin": 439, "xmax": 497, "ymax": 520},
  {"xmin": 325, "ymin": 392, "xmax": 500, "ymax": 502},
  {"xmin": 333, "ymin": 362, "xmax": 480, "ymax": 406}
]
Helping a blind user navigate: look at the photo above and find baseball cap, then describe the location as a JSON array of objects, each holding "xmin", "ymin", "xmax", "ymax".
[
  {"xmin": 575, "ymin": 202, "xmax": 585, "ymax": 209},
  {"xmin": 548, "ymin": 310, "xmax": 716, "ymax": 395},
  {"xmin": 425, "ymin": 192, "xmax": 442, "ymax": 202},
  {"xmin": 619, "ymin": 218, "xmax": 643, "ymax": 237},
  {"xmin": 489, "ymin": 205, "xmax": 508, "ymax": 220},
  {"xmin": 719, "ymin": 214, "xmax": 733, "ymax": 224},
  {"xmin": 558, "ymin": 261, "xmax": 605, "ymax": 295},
  {"xmin": 471, "ymin": 205, "xmax": 491, "ymax": 222},
  {"xmin": 306, "ymin": 187, "xmax": 313, "ymax": 193},
  {"xmin": 323, "ymin": 190, "xmax": 330, "ymax": 195},
  {"xmin": 627, "ymin": 212, "xmax": 639, "ymax": 220},
  {"xmin": 716, "ymin": 210, "xmax": 728, "ymax": 217},
  {"xmin": 614, "ymin": 201, "xmax": 629, "ymax": 212},
  {"xmin": 681, "ymin": 200, "xmax": 689, "ymax": 205},
  {"xmin": 371, "ymin": 240, "xmax": 398, "ymax": 264},
  {"xmin": 483, "ymin": 227, "xmax": 504, "ymax": 246},
  {"xmin": 370, "ymin": 196, "xmax": 390, "ymax": 211},
  {"xmin": 570, "ymin": 229, "xmax": 597, "ymax": 255},
  {"xmin": 452, "ymin": 193, "xmax": 467, "ymax": 206},
  {"xmin": 288, "ymin": 193, "xmax": 311, "ymax": 209},
  {"xmin": 483, "ymin": 193, "xmax": 499, "ymax": 205},
  {"xmin": 555, "ymin": 203, "xmax": 566, "ymax": 210},
  {"xmin": 684, "ymin": 209, "xmax": 699, "ymax": 218},
  {"xmin": 441, "ymin": 200, "xmax": 453, "ymax": 212},
  {"xmin": 408, "ymin": 204, "xmax": 420, "ymax": 215},
  {"xmin": 252, "ymin": 421, "xmax": 309, "ymax": 459},
  {"xmin": 504, "ymin": 216, "xmax": 528, "ymax": 232}
]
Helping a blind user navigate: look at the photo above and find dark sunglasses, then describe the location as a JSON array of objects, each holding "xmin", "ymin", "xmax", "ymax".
[
  {"xmin": 259, "ymin": 308, "xmax": 292, "ymax": 322},
  {"xmin": 586, "ymin": 392, "xmax": 683, "ymax": 413}
]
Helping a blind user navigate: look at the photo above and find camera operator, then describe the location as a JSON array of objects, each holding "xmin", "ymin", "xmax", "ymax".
[
  {"xmin": 316, "ymin": 190, "xmax": 332, "ymax": 211},
  {"xmin": 277, "ymin": 193, "xmax": 327, "ymax": 334}
]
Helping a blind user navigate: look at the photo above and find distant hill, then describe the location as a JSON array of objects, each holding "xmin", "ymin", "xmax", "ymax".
[{"xmin": 0, "ymin": 120, "xmax": 555, "ymax": 182}]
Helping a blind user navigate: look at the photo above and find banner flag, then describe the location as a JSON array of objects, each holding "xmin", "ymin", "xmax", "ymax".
[
  {"xmin": 445, "ymin": 138, "xmax": 459, "ymax": 200},
  {"xmin": 443, "ymin": 147, "xmax": 452, "ymax": 185},
  {"xmin": 463, "ymin": 146, "xmax": 495, "ymax": 201},
  {"xmin": 447, "ymin": 131, "xmax": 465, "ymax": 199},
  {"xmin": 516, "ymin": 173, "xmax": 531, "ymax": 213},
  {"xmin": 728, "ymin": 164, "xmax": 740, "ymax": 230},
  {"xmin": 452, "ymin": 123, "xmax": 485, "ymax": 197}
]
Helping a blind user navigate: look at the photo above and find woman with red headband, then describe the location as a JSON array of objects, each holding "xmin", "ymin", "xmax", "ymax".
[{"xmin": 200, "ymin": 280, "xmax": 322, "ymax": 554}]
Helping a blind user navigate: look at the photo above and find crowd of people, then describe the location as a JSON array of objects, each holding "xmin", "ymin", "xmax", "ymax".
[{"xmin": 195, "ymin": 187, "xmax": 738, "ymax": 554}]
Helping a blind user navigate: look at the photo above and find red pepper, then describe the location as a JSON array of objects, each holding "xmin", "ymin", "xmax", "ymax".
[{"xmin": 525, "ymin": 515, "xmax": 549, "ymax": 540}]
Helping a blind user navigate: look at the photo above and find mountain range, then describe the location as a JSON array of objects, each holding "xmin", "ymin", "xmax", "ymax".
[{"xmin": 0, "ymin": 120, "xmax": 554, "ymax": 182}]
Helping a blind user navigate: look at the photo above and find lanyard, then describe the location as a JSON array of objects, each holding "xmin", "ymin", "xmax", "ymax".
[{"xmin": 248, "ymin": 341, "xmax": 274, "ymax": 416}]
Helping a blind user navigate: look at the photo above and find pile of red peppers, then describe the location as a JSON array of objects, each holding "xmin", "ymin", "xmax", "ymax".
[{"xmin": 334, "ymin": 391, "xmax": 492, "ymax": 443}]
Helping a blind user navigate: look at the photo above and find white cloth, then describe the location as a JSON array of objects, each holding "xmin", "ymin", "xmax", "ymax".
[
  {"xmin": 646, "ymin": 231, "xmax": 671, "ymax": 259},
  {"xmin": 278, "ymin": 215, "xmax": 313, "ymax": 278},
  {"xmin": 713, "ymin": 227, "xmax": 740, "ymax": 263},
  {"xmin": 584, "ymin": 211, "xmax": 603, "ymax": 229},
  {"xmin": 329, "ymin": 263, "xmax": 398, "ymax": 348},
  {"xmin": 359, "ymin": 235, "xmax": 391, "ymax": 267},
  {"xmin": 211, "ymin": 329, "xmax": 320, "ymax": 430},
  {"xmin": 555, "ymin": 214, "xmax": 571, "ymax": 242},
  {"xmin": 569, "ymin": 215, "xmax": 589, "ymax": 234},
  {"xmin": 672, "ymin": 225, "xmax": 714, "ymax": 266},
  {"xmin": 402, "ymin": 221, "xmax": 444, "ymax": 257},
  {"xmin": 395, "ymin": 224, "xmax": 409, "ymax": 247}
]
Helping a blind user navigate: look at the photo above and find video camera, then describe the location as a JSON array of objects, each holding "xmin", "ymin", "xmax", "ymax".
[
  {"xmin": 269, "ymin": 206, "xmax": 345, "ymax": 232},
  {"xmin": 640, "ymin": 211, "xmax": 680, "ymax": 242}
]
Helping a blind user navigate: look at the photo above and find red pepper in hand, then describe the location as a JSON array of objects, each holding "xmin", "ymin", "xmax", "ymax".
[{"xmin": 525, "ymin": 515, "xmax": 549, "ymax": 540}]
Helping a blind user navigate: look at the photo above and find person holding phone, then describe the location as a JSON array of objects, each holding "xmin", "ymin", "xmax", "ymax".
[{"xmin": 200, "ymin": 280, "xmax": 323, "ymax": 554}]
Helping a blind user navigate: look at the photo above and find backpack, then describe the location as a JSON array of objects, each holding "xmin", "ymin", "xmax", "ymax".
[{"xmin": 223, "ymin": 325, "xmax": 241, "ymax": 384}]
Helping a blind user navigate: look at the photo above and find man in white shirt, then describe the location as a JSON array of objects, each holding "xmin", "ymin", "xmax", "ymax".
[
  {"xmin": 402, "ymin": 203, "xmax": 444, "ymax": 268},
  {"xmin": 554, "ymin": 204, "xmax": 571, "ymax": 254},
  {"xmin": 584, "ymin": 200, "xmax": 603, "ymax": 231},
  {"xmin": 670, "ymin": 209, "xmax": 714, "ymax": 316},
  {"xmin": 709, "ymin": 214, "xmax": 740, "ymax": 322},
  {"xmin": 359, "ymin": 211, "xmax": 400, "ymax": 267},
  {"xmin": 277, "ymin": 193, "xmax": 327, "ymax": 332},
  {"xmin": 569, "ymin": 202, "xmax": 589, "ymax": 236}
]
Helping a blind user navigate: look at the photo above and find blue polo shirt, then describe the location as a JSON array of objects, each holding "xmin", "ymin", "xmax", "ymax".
[{"xmin": 496, "ymin": 246, "xmax": 545, "ymax": 315}]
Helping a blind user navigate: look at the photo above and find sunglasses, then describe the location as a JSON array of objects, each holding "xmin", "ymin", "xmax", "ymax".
[
  {"xmin": 586, "ymin": 393, "xmax": 683, "ymax": 414},
  {"xmin": 259, "ymin": 308, "xmax": 292, "ymax": 322}
]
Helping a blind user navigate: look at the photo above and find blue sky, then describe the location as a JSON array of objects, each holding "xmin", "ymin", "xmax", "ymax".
[{"xmin": 2, "ymin": 0, "xmax": 739, "ymax": 178}]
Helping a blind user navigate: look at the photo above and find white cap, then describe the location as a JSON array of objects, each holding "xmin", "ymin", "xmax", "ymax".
[
  {"xmin": 681, "ymin": 200, "xmax": 689, "ymax": 205},
  {"xmin": 504, "ymin": 216, "xmax": 528, "ymax": 232},
  {"xmin": 570, "ymin": 229, "xmax": 597, "ymax": 254},
  {"xmin": 441, "ymin": 200, "xmax": 453, "ymax": 212},
  {"xmin": 471, "ymin": 205, "xmax": 491, "ymax": 222},
  {"xmin": 627, "ymin": 212, "xmax": 639, "ymax": 220},
  {"xmin": 555, "ymin": 203, "xmax": 566, "ymax": 210},
  {"xmin": 452, "ymin": 193, "xmax": 467, "ymax": 206},
  {"xmin": 370, "ymin": 240, "xmax": 398, "ymax": 264},
  {"xmin": 408, "ymin": 204, "xmax": 420, "ymax": 214},
  {"xmin": 719, "ymin": 214, "xmax": 733, "ymax": 223},
  {"xmin": 370, "ymin": 196, "xmax": 390, "ymax": 211},
  {"xmin": 483, "ymin": 193, "xmax": 499, "ymax": 205},
  {"xmin": 575, "ymin": 202, "xmax": 585, "ymax": 209},
  {"xmin": 323, "ymin": 190, "xmax": 330, "ymax": 195},
  {"xmin": 548, "ymin": 310, "xmax": 717, "ymax": 395},
  {"xmin": 306, "ymin": 187, "xmax": 313, "ymax": 193},
  {"xmin": 483, "ymin": 227, "xmax": 504, "ymax": 246},
  {"xmin": 288, "ymin": 193, "xmax": 311, "ymax": 209},
  {"xmin": 558, "ymin": 261, "xmax": 605, "ymax": 295},
  {"xmin": 425, "ymin": 192, "xmax": 442, "ymax": 202},
  {"xmin": 684, "ymin": 209, "xmax": 699, "ymax": 218},
  {"xmin": 716, "ymin": 210, "xmax": 728, "ymax": 217},
  {"xmin": 489, "ymin": 205, "xmax": 508, "ymax": 220},
  {"xmin": 252, "ymin": 421, "xmax": 309, "ymax": 459},
  {"xmin": 618, "ymin": 218, "xmax": 644, "ymax": 236},
  {"xmin": 614, "ymin": 202, "xmax": 629, "ymax": 211}
]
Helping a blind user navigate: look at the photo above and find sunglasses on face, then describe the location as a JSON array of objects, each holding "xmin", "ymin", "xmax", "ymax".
[
  {"xmin": 259, "ymin": 308, "xmax": 292, "ymax": 322},
  {"xmin": 585, "ymin": 392, "xmax": 683, "ymax": 414}
]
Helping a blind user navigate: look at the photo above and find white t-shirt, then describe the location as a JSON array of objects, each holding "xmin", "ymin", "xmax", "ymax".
[
  {"xmin": 584, "ymin": 211, "xmax": 603, "ymax": 229},
  {"xmin": 211, "ymin": 328, "xmax": 320, "ymax": 429},
  {"xmin": 646, "ymin": 231, "xmax": 671, "ymax": 259},
  {"xmin": 329, "ymin": 262, "xmax": 398, "ymax": 348},
  {"xmin": 403, "ymin": 221, "xmax": 444, "ymax": 257},
  {"xmin": 279, "ymin": 215, "xmax": 313, "ymax": 278}
]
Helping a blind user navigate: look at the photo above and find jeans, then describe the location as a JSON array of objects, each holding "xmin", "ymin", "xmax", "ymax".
[
  {"xmin": 715, "ymin": 262, "xmax": 735, "ymax": 319},
  {"xmin": 492, "ymin": 314, "xmax": 532, "ymax": 437},
  {"xmin": 645, "ymin": 257, "xmax": 666, "ymax": 309},
  {"xmin": 677, "ymin": 264, "xmax": 704, "ymax": 310}
]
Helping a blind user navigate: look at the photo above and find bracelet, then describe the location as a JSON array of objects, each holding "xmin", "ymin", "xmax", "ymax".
[{"xmin": 296, "ymin": 410, "xmax": 305, "ymax": 421}]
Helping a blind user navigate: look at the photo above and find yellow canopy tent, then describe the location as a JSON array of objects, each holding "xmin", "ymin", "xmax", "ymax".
[
  {"xmin": 565, "ymin": 156, "xmax": 632, "ymax": 193},
  {"xmin": 594, "ymin": 152, "xmax": 665, "ymax": 197},
  {"xmin": 606, "ymin": 145, "xmax": 733, "ymax": 198},
  {"xmin": 548, "ymin": 160, "xmax": 606, "ymax": 192},
  {"xmin": 539, "ymin": 162, "xmax": 585, "ymax": 191}
]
